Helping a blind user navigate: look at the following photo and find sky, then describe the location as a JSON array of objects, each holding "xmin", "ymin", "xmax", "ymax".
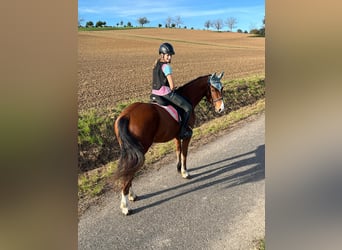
[{"xmin": 78, "ymin": 0, "xmax": 265, "ymax": 32}]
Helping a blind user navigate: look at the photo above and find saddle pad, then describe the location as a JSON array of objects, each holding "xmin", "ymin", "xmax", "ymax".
[{"xmin": 152, "ymin": 103, "xmax": 179, "ymax": 122}]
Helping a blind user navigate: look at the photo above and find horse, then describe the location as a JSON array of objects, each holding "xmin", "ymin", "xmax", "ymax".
[{"xmin": 114, "ymin": 72, "xmax": 225, "ymax": 215}]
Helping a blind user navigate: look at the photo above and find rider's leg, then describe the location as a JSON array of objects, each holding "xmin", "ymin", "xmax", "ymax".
[
  {"xmin": 179, "ymin": 104, "xmax": 192, "ymax": 138},
  {"xmin": 163, "ymin": 92, "xmax": 193, "ymax": 139}
]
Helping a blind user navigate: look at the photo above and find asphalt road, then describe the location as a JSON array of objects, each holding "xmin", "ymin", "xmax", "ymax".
[{"xmin": 78, "ymin": 113, "xmax": 265, "ymax": 250}]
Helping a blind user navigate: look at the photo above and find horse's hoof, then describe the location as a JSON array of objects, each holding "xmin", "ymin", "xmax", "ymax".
[
  {"xmin": 129, "ymin": 194, "xmax": 138, "ymax": 202},
  {"xmin": 182, "ymin": 172, "xmax": 191, "ymax": 179},
  {"xmin": 132, "ymin": 195, "xmax": 139, "ymax": 202},
  {"xmin": 122, "ymin": 209, "xmax": 133, "ymax": 216}
]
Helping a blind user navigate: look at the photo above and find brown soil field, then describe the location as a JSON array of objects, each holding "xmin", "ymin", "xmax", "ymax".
[{"xmin": 78, "ymin": 28, "xmax": 265, "ymax": 112}]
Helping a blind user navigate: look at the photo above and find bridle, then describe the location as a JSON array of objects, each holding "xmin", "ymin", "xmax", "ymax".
[
  {"xmin": 207, "ymin": 77, "xmax": 223, "ymax": 104},
  {"xmin": 212, "ymin": 92, "xmax": 223, "ymax": 103}
]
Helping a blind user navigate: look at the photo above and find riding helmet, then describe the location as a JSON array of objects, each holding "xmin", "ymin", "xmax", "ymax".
[{"xmin": 159, "ymin": 42, "xmax": 175, "ymax": 55}]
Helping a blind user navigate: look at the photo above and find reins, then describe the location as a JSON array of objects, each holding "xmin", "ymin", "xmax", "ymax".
[{"xmin": 212, "ymin": 96, "xmax": 223, "ymax": 103}]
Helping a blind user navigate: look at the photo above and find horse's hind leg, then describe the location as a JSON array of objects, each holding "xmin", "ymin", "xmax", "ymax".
[
  {"xmin": 120, "ymin": 179, "xmax": 135, "ymax": 215},
  {"xmin": 128, "ymin": 185, "xmax": 138, "ymax": 201},
  {"xmin": 120, "ymin": 191, "xmax": 130, "ymax": 215}
]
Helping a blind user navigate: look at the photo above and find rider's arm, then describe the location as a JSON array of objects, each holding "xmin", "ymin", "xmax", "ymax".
[
  {"xmin": 166, "ymin": 74, "xmax": 175, "ymax": 90},
  {"xmin": 162, "ymin": 64, "xmax": 175, "ymax": 90}
]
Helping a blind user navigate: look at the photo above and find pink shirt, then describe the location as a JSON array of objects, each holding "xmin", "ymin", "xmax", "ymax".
[{"xmin": 152, "ymin": 86, "xmax": 172, "ymax": 96}]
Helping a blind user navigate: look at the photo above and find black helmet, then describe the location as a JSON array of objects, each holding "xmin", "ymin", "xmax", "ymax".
[{"xmin": 159, "ymin": 42, "xmax": 175, "ymax": 55}]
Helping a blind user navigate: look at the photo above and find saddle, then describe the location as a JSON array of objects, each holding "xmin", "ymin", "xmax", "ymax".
[
  {"xmin": 150, "ymin": 94, "xmax": 169, "ymax": 106},
  {"xmin": 150, "ymin": 94, "xmax": 183, "ymax": 123}
]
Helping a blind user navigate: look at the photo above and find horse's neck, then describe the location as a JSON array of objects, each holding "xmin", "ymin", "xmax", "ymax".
[{"xmin": 182, "ymin": 76, "xmax": 208, "ymax": 107}]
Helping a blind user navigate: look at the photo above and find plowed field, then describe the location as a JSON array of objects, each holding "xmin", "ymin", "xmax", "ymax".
[{"xmin": 78, "ymin": 28, "xmax": 264, "ymax": 112}]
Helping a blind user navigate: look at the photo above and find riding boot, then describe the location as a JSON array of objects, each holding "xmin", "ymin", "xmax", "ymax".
[{"xmin": 180, "ymin": 111, "xmax": 192, "ymax": 139}]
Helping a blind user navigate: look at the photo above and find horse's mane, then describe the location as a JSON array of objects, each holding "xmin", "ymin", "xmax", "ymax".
[{"xmin": 176, "ymin": 74, "xmax": 210, "ymax": 93}]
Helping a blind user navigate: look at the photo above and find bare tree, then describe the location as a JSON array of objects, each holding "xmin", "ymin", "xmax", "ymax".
[
  {"xmin": 212, "ymin": 19, "xmax": 224, "ymax": 31},
  {"xmin": 204, "ymin": 20, "xmax": 211, "ymax": 30},
  {"xmin": 174, "ymin": 16, "xmax": 183, "ymax": 28},
  {"xmin": 137, "ymin": 17, "xmax": 150, "ymax": 27},
  {"xmin": 226, "ymin": 17, "xmax": 237, "ymax": 32},
  {"xmin": 165, "ymin": 16, "xmax": 172, "ymax": 28}
]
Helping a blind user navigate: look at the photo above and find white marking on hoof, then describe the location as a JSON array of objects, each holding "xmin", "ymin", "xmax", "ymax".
[
  {"xmin": 181, "ymin": 170, "xmax": 190, "ymax": 179},
  {"xmin": 128, "ymin": 187, "xmax": 137, "ymax": 201},
  {"xmin": 121, "ymin": 206, "xmax": 131, "ymax": 216},
  {"xmin": 128, "ymin": 193, "xmax": 137, "ymax": 201},
  {"xmin": 120, "ymin": 192, "xmax": 131, "ymax": 215}
]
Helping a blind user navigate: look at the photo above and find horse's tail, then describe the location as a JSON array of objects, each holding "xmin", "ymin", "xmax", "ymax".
[{"xmin": 114, "ymin": 116, "xmax": 145, "ymax": 184}]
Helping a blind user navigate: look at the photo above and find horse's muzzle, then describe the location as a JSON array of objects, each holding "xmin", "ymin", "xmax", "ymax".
[{"xmin": 215, "ymin": 101, "xmax": 224, "ymax": 113}]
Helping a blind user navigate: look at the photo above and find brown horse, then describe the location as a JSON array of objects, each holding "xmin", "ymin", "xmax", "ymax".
[{"xmin": 114, "ymin": 72, "xmax": 224, "ymax": 215}]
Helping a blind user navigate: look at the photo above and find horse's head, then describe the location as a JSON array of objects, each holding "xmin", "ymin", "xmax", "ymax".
[{"xmin": 207, "ymin": 72, "xmax": 225, "ymax": 113}]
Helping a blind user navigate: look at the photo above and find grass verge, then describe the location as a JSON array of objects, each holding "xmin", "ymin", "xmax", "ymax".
[{"xmin": 254, "ymin": 238, "xmax": 265, "ymax": 250}]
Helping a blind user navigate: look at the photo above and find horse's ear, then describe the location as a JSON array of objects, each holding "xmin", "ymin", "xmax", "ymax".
[
  {"xmin": 211, "ymin": 72, "xmax": 217, "ymax": 78},
  {"xmin": 217, "ymin": 72, "xmax": 224, "ymax": 79}
]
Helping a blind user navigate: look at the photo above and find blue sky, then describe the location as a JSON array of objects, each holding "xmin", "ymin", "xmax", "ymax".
[{"xmin": 78, "ymin": 0, "xmax": 265, "ymax": 32}]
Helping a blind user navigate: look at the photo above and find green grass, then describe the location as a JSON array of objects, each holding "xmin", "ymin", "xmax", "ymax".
[
  {"xmin": 255, "ymin": 238, "xmax": 265, "ymax": 250},
  {"xmin": 78, "ymin": 109, "xmax": 106, "ymax": 145},
  {"xmin": 78, "ymin": 162, "xmax": 117, "ymax": 198}
]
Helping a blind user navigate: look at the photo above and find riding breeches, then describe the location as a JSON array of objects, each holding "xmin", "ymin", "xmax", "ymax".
[{"xmin": 162, "ymin": 91, "xmax": 192, "ymax": 115}]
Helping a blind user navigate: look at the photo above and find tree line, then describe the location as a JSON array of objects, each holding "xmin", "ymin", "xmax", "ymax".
[{"xmin": 79, "ymin": 16, "xmax": 265, "ymax": 36}]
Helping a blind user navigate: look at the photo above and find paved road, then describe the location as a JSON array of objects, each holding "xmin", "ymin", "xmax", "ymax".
[{"xmin": 79, "ymin": 113, "xmax": 265, "ymax": 250}]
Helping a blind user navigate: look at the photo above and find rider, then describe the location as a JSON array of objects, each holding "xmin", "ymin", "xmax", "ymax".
[{"xmin": 151, "ymin": 42, "xmax": 193, "ymax": 139}]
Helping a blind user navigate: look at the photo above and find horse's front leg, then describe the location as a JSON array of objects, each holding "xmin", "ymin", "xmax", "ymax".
[
  {"xmin": 180, "ymin": 138, "xmax": 191, "ymax": 179},
  {"xmin": 174, "ymin": 138, "xmax": 182, "ymax": 172}
]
